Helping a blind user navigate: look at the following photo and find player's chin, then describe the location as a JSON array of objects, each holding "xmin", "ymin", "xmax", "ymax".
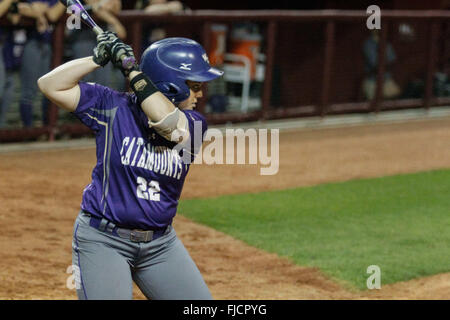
[
  {"xmin": 177, "ymin": 102, "xmax": 196, "ymax": 111},
  {"xmin": 185, "ymin": 104, "xmax": 196, "ymax": 110}
]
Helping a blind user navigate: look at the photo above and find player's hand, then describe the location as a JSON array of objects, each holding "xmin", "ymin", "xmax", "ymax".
[
  {"xmin": 36, "ymin": 15, "xmax": 49, "ymax": 34},
  {"xmin": 110, "ymin": 41, "xmax": 139, "ymax": 77},
  {"xmin": 110, "ymin": 21, "xmax": 127, "ymax": 40},
  {"xmin": 30, "ymin": 1, "xmax": 49, "ymax": 15},
  {"xmin": 92, "ymin": 31, "xmax": 118, "ymax": 67}
]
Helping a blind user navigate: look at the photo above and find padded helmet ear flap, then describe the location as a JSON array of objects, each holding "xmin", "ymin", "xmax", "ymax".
[{"xmin": 156, "ymin": 82, "xmax": 190, "ymax": 103}]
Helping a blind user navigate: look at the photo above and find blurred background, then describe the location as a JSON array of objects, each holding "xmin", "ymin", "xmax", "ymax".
[{"xmin": 0, "ymin": 0, "xmax": 449, "ymax": 142}]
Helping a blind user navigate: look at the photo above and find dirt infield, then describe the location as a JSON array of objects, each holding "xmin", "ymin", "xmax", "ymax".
[{"xmin": 1, "ymin": 117, "xmax": 450, "ymax": 299}]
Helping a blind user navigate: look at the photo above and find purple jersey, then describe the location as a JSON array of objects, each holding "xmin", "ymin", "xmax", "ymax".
[{"xmin": 73, "ymin": 82, "xmax": 207, "ymax": 230}]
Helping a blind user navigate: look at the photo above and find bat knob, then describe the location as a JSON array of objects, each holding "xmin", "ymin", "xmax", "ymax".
[{"xmin": 121, "ymin": 56, "xmax": 136, "ymax": 70}]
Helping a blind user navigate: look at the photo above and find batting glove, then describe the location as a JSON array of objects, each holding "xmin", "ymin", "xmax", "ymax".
[
  {"xmin": 110, "ymin": 42, "xmax": 140, "ymax": 77},
  {"xmin": 92, "ymin": 31, "xmax": 119, "ymax": 67}
]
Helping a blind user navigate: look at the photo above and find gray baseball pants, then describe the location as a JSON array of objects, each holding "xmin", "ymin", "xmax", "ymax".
[{"xmin": 72, "ymin": 211, "xmax": 212, "ymax": 300}]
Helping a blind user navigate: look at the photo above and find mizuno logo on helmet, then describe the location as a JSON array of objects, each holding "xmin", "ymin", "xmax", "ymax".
[
  {"xmin": 202, "ymin": 53, "xmax": 210, "ymax": 63},
  {"xmin": 180, "ymin": 63, "xmax": 192, "ymax": 70}
]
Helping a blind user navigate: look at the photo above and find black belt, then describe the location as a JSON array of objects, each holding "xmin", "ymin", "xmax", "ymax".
[{"xmin": 82, "ymin": 211, "xmax": 171, "ymax": 243}]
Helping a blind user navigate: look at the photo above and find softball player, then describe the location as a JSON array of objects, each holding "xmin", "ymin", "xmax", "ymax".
[{"xmin": 38, "ymin": 33, "xmax": 223, "ymax": 299}]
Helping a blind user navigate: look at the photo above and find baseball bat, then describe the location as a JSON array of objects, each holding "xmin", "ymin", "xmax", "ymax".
[{"xmin": 60, "ymin": 0, "xmax": 136, "ymax": 70}]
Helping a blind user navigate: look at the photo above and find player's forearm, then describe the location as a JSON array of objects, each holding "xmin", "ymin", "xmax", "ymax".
[
  {"xmin": 38, "ymin": 57, "xmax": 101, "ymax": 112},
  {"xmin": 17, "ymin": 3, "xmax": 44, "ymax": 19},
  {"xmin": 17, "ymin": 3, "xmax": 36, "ymax": 18},
  {"xmin": 0, "ymin": 0, "xmax": 15, "ymax": 18},
  {"xmin": 128, "ymin": 71, "xmax": 175, "ymax": 122},
  {"xmin": 38, "ymin": 56, "xmax": 99, "ymax": 108},
  {"xmin": 39, "ymin": 57, "xmax": 100, "ymax": 92},
  {"xmin": 111, "ymin": 0, "xmax": 121, "ymax": 14},
  {"xmin": 144, "ymin": 2, "xmax": 183, "ymax": 14},
  {"xmin": 101, "ymin": 0, "xmax": 121, "ymax": 15},
  {"xmin": 45, "ymin": 2, "xmax": 66, "ymax": 23},
  {"xmin": 94, "ymin": 10, "xmax": 126, "ymax": 38},
  {"xmin": 94, "ymin": 9, "xmax": 121, "ymax": 29}
]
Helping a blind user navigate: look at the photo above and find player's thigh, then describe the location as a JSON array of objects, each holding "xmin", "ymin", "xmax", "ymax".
[
  {"xmin": 72, "ymin": 217, "xmax": 133, "ymax": 300},
  {"xmin": 133, "ymin": 235, "xmax": 212, "ymax": 300}
]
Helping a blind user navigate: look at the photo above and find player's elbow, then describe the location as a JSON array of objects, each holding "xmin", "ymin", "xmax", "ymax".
[
  {"xmin": 148, "ymin": 108, "xmax": 190, "ymax": 144},
  {"xmin": 37, "ymin": 76, "xmax": 45, "ymax": 92},
  {"xmin": 37, "ymin": 75, "xmax": 58, "ymax": 102},
  {"xmin": 37, "ymin": 75, "xmax": 52, "ymax": 97}
]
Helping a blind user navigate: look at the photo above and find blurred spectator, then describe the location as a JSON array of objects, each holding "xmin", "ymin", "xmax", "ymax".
[
  {"xmin": 0, "ymin": 29, "xmax": 27, "ymax": 128},
  {"xmin": 66, "ymin": 0, "xmax": 126, "ymax": 89},
  {"xmin": 362, "ymin": 29, "xmax": 401, "ymax": 101},
  {"xmin": 135, "ymin": 0, "xmax": 187, "ymax": 52},
  {"xmin": 0, "ymin": 0, "xmax": 17, "ymax": 127},
  {"xmin": 1, "ymin": 0, "xmax": 24, "ymax": 128},
  {"xmin": 15, "ymin": 0, "xmax": 65, "ymax": 127},
  {"xmin": 140, "ymin": 0, "xmax": 184, "ymax": 14}
]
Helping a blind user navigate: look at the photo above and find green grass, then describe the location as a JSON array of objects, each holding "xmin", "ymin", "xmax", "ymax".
[{"xmin": 178, "ymin": 169, "xmax": 450, "ymax": 290}]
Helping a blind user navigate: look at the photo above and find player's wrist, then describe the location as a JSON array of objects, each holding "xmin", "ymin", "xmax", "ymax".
[
  {"xmin": 130, "ymin": 72, "xmax": 159, "ymax": 105},
  {"xmin": 110, "ymin": 42, "xmax": 139, "ymax": 77},
  {"xmin": 121, "ymin": 62, "xmax": 139, "ymax": 77},
  {"xmin": 92, "ymin": 45, "xmax": 110, "ymax": 67},
  {"xmin": 90, "ymin": 56, "xmax": 105, "ymax": 68},
  {"xmin": 128, "ymin": 71, "xmax": 142, "ymax": 81}
]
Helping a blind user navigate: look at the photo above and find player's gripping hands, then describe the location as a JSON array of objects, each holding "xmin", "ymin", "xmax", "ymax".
[
  {"xmin": 93, "ymin": 31, "xmax": 139, "ymax": 76},
  {"xmin": 92, "ymin": 31, "xmax": 187, "ymax": 145},
  {"xmin": 110, "ymin": 41, "xmax": 140, "ymax": 76},
  {"xmin": 92, "ymin": 31, "xmax": 118, "ymax": 67}
]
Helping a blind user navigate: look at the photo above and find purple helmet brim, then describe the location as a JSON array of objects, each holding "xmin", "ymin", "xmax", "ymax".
[{"xmin": 185, "ymin": 67, "xmax": 224, "ymax": 82}]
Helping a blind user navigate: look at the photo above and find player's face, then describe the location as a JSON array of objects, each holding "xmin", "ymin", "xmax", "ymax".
[{"xmin": 178, "ymin": 81, "xmax": 204, "ymax": 110}]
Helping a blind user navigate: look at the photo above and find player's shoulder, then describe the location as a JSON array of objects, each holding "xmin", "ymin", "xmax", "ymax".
[
  {"xmin": 79, "ymin": 81, "xmax": 111, "ymax": 95},
  {"xmin": 80, "ymin": 82, "xmax": 119, "ymax": 96},
  {"xmin": 79, "ymin": 82, "xmax": 135, "ymax": 106}
]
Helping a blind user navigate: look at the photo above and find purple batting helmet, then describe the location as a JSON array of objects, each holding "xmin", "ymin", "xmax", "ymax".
[{"xmin": 140, "ymin": 37, "xmax": 224, "ymax": 104}]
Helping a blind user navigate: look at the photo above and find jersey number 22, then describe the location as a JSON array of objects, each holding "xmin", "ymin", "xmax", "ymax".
[{"xmin": 137, "ymin": 176, "xmax": 160, "ymax": 201}]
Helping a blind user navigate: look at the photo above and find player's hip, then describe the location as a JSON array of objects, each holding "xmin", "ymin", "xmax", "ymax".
[{"xmin": 72, "ymin": 210, "xmax": 175, "ymax": 250}]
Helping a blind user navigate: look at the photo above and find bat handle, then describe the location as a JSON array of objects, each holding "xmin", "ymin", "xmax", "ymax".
[
  {"xmin": 121, "ymin": 55, "xmax": 137, "ymax": 70},
  {"xmin": 93, "ymin": 26, "xmax": 104, "ymax": 35}
]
